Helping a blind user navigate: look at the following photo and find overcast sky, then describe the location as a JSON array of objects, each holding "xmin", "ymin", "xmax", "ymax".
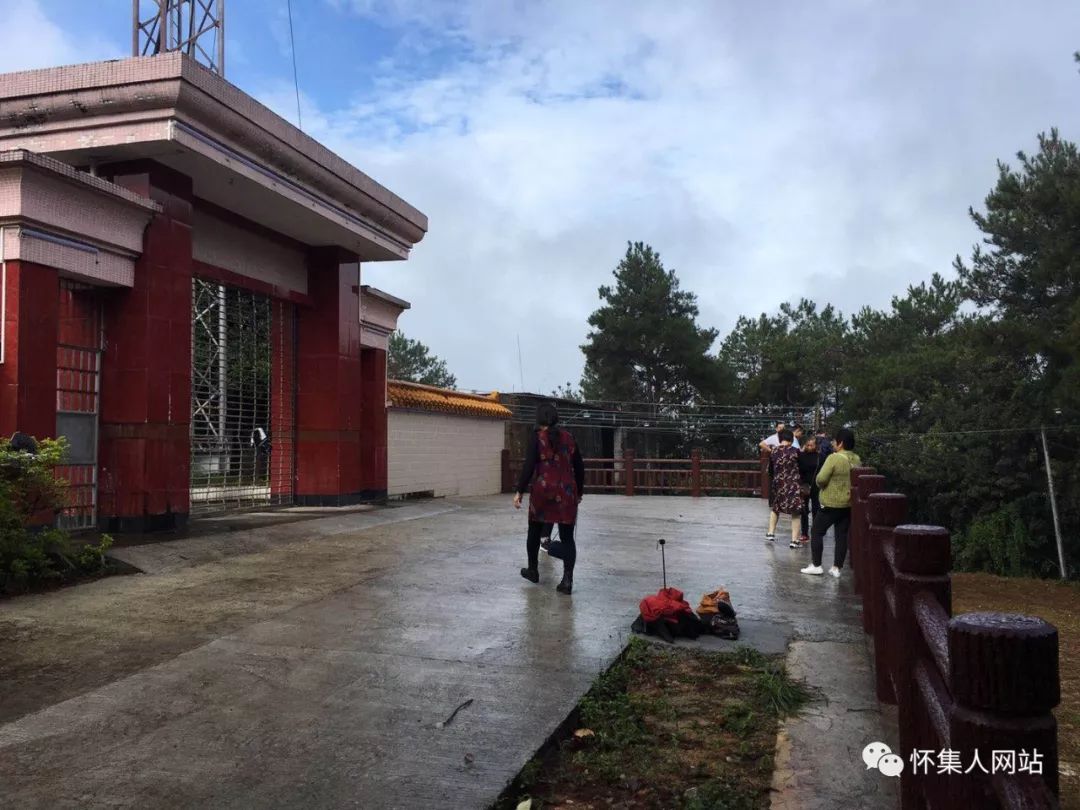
[{"xmin": 9, "ymin": 1, "xmax": 1080, "ymax": 393}]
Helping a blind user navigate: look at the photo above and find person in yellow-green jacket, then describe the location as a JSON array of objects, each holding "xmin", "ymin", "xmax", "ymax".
[{"xmin": 801, "ymin": 427, "xmax": 861, "ymax": 578}]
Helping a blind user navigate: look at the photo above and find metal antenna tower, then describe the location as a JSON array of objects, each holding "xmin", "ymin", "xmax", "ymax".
[{"xmin": 133, "ymin": 0, "xmax": 225, "ymax": 76}]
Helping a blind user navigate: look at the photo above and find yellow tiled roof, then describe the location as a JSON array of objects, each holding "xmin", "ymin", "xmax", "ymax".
[{"xmin": 387, "ymin": 380, "xmax": 512, "ymax": 420}]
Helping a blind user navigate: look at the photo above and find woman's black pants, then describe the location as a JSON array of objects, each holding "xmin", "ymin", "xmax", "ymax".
[
  {"xmin": 810, "ymin": 506, "xmax": 851, "ymax": 568},
  {"xmin": 527, "ymin": 520, "xmax": 575, "ymax": 574}
]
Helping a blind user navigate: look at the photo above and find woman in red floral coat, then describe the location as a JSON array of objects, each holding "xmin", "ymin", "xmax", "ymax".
[{"xmin": 513, "ymin": 402, "xmax": 585, "ymax": 594}]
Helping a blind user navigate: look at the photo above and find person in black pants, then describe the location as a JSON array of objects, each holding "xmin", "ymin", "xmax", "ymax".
[
  {"xmin": 794, "ymin": 436, "xmax": 818, "ymax": 547},
  {"xmin": 809, "ymin": 429, "xmax": 833, "ymax": 521},
  {"xmin": 513, "ymin": 402, "xmax": 585, "ymax": 593},
  {"xmin": 802, "ymin": 428, "xmax": 861, "ymax": 578}
]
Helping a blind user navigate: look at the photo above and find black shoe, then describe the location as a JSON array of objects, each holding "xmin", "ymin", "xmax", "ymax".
[
  {"xmin": 556, "ymin": 576, "xmax": 573, "ymax": 595},
  {"xmin": 520, "ymin": 567, "xmax": 539, "ymax": 583}
]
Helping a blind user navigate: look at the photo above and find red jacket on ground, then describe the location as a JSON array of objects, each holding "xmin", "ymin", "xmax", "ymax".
[{"xmin": 639, "ymin": 587, "xmax": 694, "ymax": 624}]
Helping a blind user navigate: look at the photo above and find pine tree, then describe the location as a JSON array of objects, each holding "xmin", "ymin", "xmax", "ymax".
[
  {"xmin": 580, "ymin": 242, "xmax": 720, "ymax": 404},
  {"xmin": 388, "ymin": 331, "xmax": 457, "ymax": 388},
  {"xmin": 954, "ymin": 128, "xmax": 1080, "ymax": 420}
]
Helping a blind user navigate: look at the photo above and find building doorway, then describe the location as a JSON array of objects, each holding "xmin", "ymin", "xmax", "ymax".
[{"xmin": 190, "ymin": 278, "xmax": 295, "ymax": 514}]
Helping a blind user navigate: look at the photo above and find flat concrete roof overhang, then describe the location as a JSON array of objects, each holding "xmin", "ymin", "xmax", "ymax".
[
  {"xmin": 0, "ymin": 149, "xmax": 160, "ymax": 287},
  {"xmin": 0, "ymin": 54, "xmax": 427, "ymax": 261}
]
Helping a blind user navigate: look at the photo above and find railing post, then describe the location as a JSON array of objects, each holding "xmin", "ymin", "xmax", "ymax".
[
  {"xmin": 849, "ymin": 466, "xmax": 877, "ymax": 595},
  {"xmin": 501, "ymin": 448, "xmax": 512, "ymax": 494},
  {"xmin": 949, "ymin": 613, "xmax": 1060, "ymax": 803},
  {"xmin": 691, "ymin": 449, "xmax": 701, "ymax": 498},
  {"xmin": 759, "ymin": 450, "xmax": 770, "ymax": 501},
  {"xmin": 866, "ymin": 492, "xmax": 906, "ymax": 703},
  {"xmin": 891, "ymin": 524, "xmax": 951, "ymax": 809},
  {"xmin": 853, "ymin": 473, "xmax": 885, "ymax": 606},
  {"xmin": 624, "ymin": 449, "xmax": 635, "ymax": 497}
]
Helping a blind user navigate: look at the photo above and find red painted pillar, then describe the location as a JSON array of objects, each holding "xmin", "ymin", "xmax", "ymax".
[
  {"xmin": 891, "ymin": 525, "xmax": 951, "ymax": 809},
  {"xmin": 295, "ymin": 249, "xmax": 364, "ymax": 505},
  {"xmin": 949, "ymin": 614, "xmax": 1060, "ymax": 802},
  {"xmin": 849, "ymin": 466, "xmax": 877, "ymax": 594},
  {"xmin": 691, "ymin": 449, "xmax": 702, "ymax": 497},
  {"xmin": 358, "ymin": 346, "xmax": 387, "ymax": 500},
  {"xmin": 270, "ymin": 299, "xmax": 297, "ymax": 503},
  {"xmin": 0, "ymin": 260, "xmax": 59, "ymax": 441},
  {"xmin": 866, "ymin": 491, "xmax": 907, "ymax": 703},
  {"xmin": 97, "ymin": 162, "xmax": 193, "ymax": 532}
]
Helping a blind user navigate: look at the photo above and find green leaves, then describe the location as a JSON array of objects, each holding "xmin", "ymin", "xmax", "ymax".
[
  {"xmin": 580, "ymin": 242, "xmax": 721, "ymax": 404},
  {"xmin": 387, "ymin": 330, "xmax": 458, "ymax": 389},
  {"xmin": 575, "ymin": 112, "xmax": 1080, "ymax": 577},
  {"xmin": 954, "ymin": 128, "xmax": 1080, "ymax": 422},
  {"xmin": 0, "ymin": 437, "xmax": 91, "ymax": 593},
  {"xmin": 718, "ymin": 299, "xmax": 849, "ymax": 408}
]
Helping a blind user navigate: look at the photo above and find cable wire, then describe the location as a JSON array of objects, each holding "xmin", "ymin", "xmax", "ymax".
[
  {"xmin": 866, "ymin": 424, "xmax": 1080, "ymax": 441},
  {"xmin": 287, "ymin": 0, "xmax": 303, "ymax": 131}
]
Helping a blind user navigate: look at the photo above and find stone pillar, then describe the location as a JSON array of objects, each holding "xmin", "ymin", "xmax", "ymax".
[
  {"xmin": 866, "ymin": 492, "xmax": 906, "ymax": 702},
  {"xmin": 0, "ymin": 260, "xmax": 59, "ymax": 441},
  {"xmin": 295, "ymin": 249, "xmax": 363, "ymax": 505},
  {"xmin": 949, "ymin": 613, "xmax": 1060, "ymax": 802},
  {"xmin": 97, "ymin": 162, "xmax": 193, "ymax": 532},
  {"xmin": 613, "ymin": 427, "xmax": 625, "ymax": 488},
  {"xmin": 854, "ymin": 473, "xmax": 886, "ymax": 615},
  {"xmin": 849, "ymin": 466, "xmax": 877, "ymax": 594},
  {"xmin": 891, "ymin": 524, "xmax": 951, "ymax": 809}
]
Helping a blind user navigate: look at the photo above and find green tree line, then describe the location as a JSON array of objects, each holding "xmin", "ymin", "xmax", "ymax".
[{"xmin": 576, "ymin": 131, "xmax": 1080, "ymax": 579}]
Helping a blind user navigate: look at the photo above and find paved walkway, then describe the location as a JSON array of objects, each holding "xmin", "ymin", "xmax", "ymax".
[{"xmin": 0, "ymin": 496, "xmax": 895, "ymax": 808}]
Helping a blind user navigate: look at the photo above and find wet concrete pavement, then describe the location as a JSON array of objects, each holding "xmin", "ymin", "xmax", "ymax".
[{"xmin": 0, "ymin": 495, "xmax": 894, "ymax": 808}]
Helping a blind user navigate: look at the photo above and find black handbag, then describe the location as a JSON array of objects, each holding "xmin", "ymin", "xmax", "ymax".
[
  {"xmin": 707, "ymin": 614, "xmax": 740, "ymax": 640},
  {"xmin": 545, "ymin": 539, "xmax": 569, "ymax": 559}
]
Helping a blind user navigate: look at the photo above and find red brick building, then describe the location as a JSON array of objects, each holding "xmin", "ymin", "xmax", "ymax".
[{"xmin": 0, "ymin": 54, "xmax": 426, "ymax": 531}]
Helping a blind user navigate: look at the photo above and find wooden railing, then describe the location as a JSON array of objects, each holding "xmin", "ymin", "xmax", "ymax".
[
  {"xmin": 501, "ymin": 449, "xmax": 764, "ymax": 497},
  {"xmin": 849, "ymin": 468, "xmax": 1060, "ymax": 809}
]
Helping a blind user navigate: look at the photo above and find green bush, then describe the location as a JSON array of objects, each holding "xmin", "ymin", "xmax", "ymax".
[
  {"xmin": 953, "ymin": 502, "xmax": 1044, "ymax": 578},
  {"xmin": 74, "ymin": 533, "xmax": 113, "ymax": 571},
  {"xmin": 0, "ymin": 436, "xmax": 112, "ymax": 593}
]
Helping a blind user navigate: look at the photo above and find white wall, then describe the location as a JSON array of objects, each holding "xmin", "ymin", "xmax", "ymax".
[{"xmin": 388, "ymin": 410, "xmax": 505, "ymax": 497}]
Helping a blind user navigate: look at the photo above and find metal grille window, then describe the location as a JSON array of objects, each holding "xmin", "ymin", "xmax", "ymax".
[
  {"xmin": 190, "ymin": 278, "xmax": 294, "ymax": 514},
  {"xmin": 56, "ymin": 281, "xmax": 102, "ymax": 531}
]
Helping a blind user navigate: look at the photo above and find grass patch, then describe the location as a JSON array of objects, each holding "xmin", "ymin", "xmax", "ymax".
[
  {"xmin": 952, "ymin": 572, "xmax": 1080, "ymax": 809},
  {"xmin": 495, "ymin": 637, "xmax": 811, "ymax": 810}
]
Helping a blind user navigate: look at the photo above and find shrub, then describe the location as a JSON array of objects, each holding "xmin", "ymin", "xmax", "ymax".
[
  {"xmin": 0, "ymin": 436, "xmax": 112, "ymax": 593},
  {"xmin": 953, "ymin": 502, "xmax": 1044, "ymax": 578},
  {"xmin": 74, "ymin": 533, "xmax": 113, "ymax": 571}
]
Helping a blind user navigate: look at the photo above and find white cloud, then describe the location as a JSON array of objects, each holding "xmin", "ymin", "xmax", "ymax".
[
  {"xmin": 0, "ymin": 0, "xmax": 117, "ymax": 73},
  {"xmin": 23, "ymin": 1, "xmax": 1080, "ymax": 397},
  {"xmin": 304, "ymin": 1, "xmax": 1080, "ymax": 395}
]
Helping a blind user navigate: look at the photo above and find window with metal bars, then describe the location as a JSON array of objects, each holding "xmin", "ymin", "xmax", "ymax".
[{"xmin": 56, "ymin": 280, "xmax": 102, "ymax": 531}]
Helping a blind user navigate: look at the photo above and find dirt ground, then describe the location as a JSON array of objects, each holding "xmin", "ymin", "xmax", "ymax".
[
  {"xmin": 499, "ymin": 640, "xmax": 809, "ymax": 810},
  {"xmin": 952, "ymin": 572, "xmax": 1080, "ymax": 808}
]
